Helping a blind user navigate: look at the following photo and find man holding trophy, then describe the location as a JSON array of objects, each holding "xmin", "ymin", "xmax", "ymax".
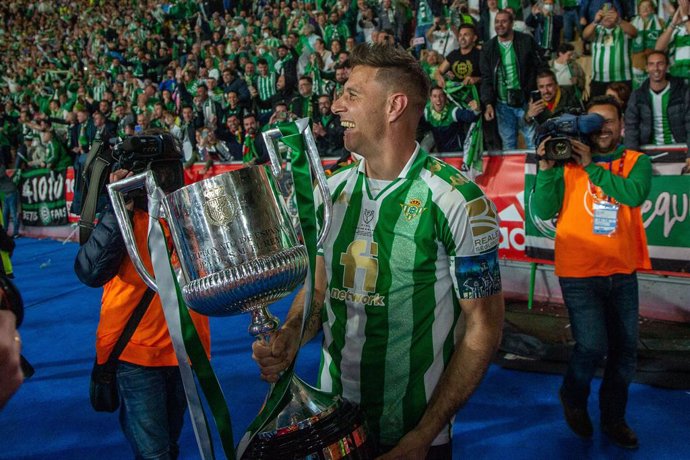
[{"xmin": 253, "ymin": 44, "xmax": 505, "ymax": 459}]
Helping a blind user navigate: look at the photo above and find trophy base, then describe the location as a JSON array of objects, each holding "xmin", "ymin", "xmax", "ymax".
[
  {"xmin": 181, "ymin": 246, "xmax": 308, "ymax": 317},
  {"xmin": 242, "ymin": 376, "xmax": 375, "ymax": 459}
]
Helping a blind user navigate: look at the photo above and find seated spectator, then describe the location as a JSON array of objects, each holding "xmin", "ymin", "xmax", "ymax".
[
  {"xmin": 525, "ymin": 70, "xmax": 584, "ymax": 128},
  {"xmin": 422, "ymin": 86, "xmax": 481, "ymax": 153},
  {"xmin": 312, "ymin": 95, "xmax": 345, "ymax": 158},
  {"xmin": 625, "ymin": 51, "xmax": 690, "ymax": 172}
]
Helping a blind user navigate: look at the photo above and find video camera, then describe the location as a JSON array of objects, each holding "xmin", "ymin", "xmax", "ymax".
[
  {"xmin": 78, "ymin": 132, "xmax": 184, "ymax": 244},
  {"xmin": 536, "ymin": 113, "xmax": 605, "ymax": 161},
  {"xmin": 110, "ymin": 133, "xmax": 184, "ymax": 194}
]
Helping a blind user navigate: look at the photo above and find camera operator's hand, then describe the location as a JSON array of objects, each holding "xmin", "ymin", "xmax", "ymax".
[
  {"xmin": 527, "ymin": 99, "xmax": 546, "ymax": 119},
  {"xmin": 570, "ymin": 139, "xmax": 592, "ymax": 167},
  {"xmin": 536, "ymin": 137, "xmax": 556, "ymax": 170},
  {"xmin": 110, "ymin": 169, "xmax": 135, "ymax": 210}
]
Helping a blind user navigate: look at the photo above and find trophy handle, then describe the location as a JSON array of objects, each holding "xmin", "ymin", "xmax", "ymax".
[
  {"xmin": 262, "ymin": 118, "xmax": 333, "ymax": 247},
  {"xmin": 107, "ymin": 170, "xmax": 161, "ymax": 291}
]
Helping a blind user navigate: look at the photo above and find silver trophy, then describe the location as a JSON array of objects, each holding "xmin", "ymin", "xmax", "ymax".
[{"xmin": 108, "ymin": 120, "xmax": 373, "ymax": 459}]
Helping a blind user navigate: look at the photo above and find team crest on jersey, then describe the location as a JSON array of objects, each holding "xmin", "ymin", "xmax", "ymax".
[
  {"xmin": 400, "ymin": 198, "xmax": 427, "ymax": 221},
  {"xmin": 363, "ymin": 209, "xmax": 375, "ymax": 223},
  {"xmin": 466, "ymin": 196, "xmax": 499, "ymax": 253}
]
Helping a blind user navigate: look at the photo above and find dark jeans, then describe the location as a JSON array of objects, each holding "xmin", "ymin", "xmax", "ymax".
[
  {"xmin": 559, "ymin": 273, "xmax": 639, "ymax": 424},
  {"xmin": 117, "ymin": 362, "xmax": 187, "ymax": 460}
]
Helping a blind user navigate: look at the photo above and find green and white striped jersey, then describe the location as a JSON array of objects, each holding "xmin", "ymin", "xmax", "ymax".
[
  {"xmin": 591, "ymin": 25, "xmax": 633, "ymax": 82},
  {"xmin": 649, "ymin": 85, "xmax": 676, "ymax": 144},
  {"xmin": 315, "ymin": 146, "xmax": 501, "ymax": 446},
  {"xmin": 669, "ymin": 26, "xmax": 690, "ymax": 80},
  {"xmin": 497, "ymin": 41, "xmax": 520, "ymax": 103},
  {"xmin": 631, "ymin": 15, "xmax": 663, "ymax": 53}
]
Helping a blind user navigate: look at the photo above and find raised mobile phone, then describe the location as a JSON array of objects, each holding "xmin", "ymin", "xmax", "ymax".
[{"xmin": 530, "ymin": 90, "xmax": 542, "ymax": 102}]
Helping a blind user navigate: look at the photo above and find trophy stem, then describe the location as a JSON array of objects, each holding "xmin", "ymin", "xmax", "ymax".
[{"xmin": 248, "ymin": 306, "xmax": 280, "ymax": 341}]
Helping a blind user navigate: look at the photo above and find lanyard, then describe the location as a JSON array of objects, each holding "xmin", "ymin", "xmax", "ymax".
[{"xmin": 588, "ymin": 150, "xmax": 626, "ymax": 204}]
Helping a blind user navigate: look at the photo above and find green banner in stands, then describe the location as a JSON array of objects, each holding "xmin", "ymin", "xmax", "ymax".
[{"xmin": 20, "ymin": 168, "xmax": 69, "ymax": 226}]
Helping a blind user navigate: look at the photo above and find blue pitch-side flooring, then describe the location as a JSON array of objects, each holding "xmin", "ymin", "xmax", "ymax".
[{"xmin": 1, "ymin": 237, "xmax": 688, "ymax": 459}]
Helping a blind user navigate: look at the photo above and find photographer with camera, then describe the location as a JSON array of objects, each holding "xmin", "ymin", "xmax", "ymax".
[
  {"xmin": 525, "ymin": 70, "xmax": 583, "ymax": 127},
  {"xmin": 74, "ymin": 132, "xmax": 211, "ymax": 459},
  {"xmin": 427, "ymin": 15, "xmax": 460, "ymax": 57},
  {"xmin": 532, "ymin": 95, "xmax": 651, "ymax": 449}
]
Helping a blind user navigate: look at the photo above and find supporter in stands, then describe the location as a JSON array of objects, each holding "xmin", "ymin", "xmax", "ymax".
[
  {"xmin": 480, "ymin": 9, "xmax": 541, "ymax": 149},
  {"xmin": 479, "ymin": 0, "xmax": 501, "ymax": 43},
  {"xmin": 312, "ymin": 94, "xmax": 345, "ymax": 157},
  {"xmin": 551, "ymin": 43, "xmax": 587, "ymax": 99},
  {"xmin": 605, "ymin": 81, "xmax": 632, "ymax": 112},
  {"xmin": 426, "ymin": 16, "xmax": 460, "ymax": 57},
  {"xmin": 654, "ymin": 0, "xmax": 690, "ymax": 81},
  {"xmin": 422, "ymin": 86, "xmax": 481, "ymax": 153},
  {"xmin": 625, "ymin": 51, "xmax": 690, "ymax": 171},
  {"xmin": 526, "ymin": 0, "xmax": 564, "ymax": 58},
  {"xmin": 583, "ymin": 5, "xmax": 638, "ymax": 98},
  {"xmin": 433, "ymin": 24, "xmax": 482, "ymax": 89},
  {"xmin": 630, "ymin": 0, "xmax": 666, "ymax": 89},
  {"xmin": 533, "ymin": 95, "xmax": 651, "ymax": 450},
  {"xmin": 525, "ymin": 70, "xmax": 584, "ymax": 128},
  {"xmin": 290, "ymin": 76, "xmax": 319, "ymax": 122}
]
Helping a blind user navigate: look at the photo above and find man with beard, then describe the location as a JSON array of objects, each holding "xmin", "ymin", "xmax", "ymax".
[
  {"xmin": 524, "ymin": 70, "xmax": 583, "ymax": 127},
  {"xmin": 532, "ymin": 95, "xmax": 652, "ymax": 450},
  {"xmin": 312, "ymin": 95, "xmax": 345, "ymax": 157},
  {"xmin": 433, "ymin": 24, "xmax": 482, "ymax": 89},
  {"xmin": 625, "ymin": 51, "xmax": 690, "ymax": 172},
  {"xmin": 480, "ymin": 9, "xmax": 541, "ymax": 149}
]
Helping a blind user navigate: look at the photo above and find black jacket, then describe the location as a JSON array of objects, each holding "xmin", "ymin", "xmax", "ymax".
[
  {"xmin": 480, "ymin": 31, "xmax": 542, "ymax": 108},
  {"xmin": 74, "ymin": 209, "xmax": 128, "ymax": 288},
  {"xmin": 625, "ymin": 77, "xmax": 690, "ymax": 153}
]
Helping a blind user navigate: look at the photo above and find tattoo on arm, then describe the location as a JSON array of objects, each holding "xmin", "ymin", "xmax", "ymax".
[{"xmin": 302, "ymin": 298, "xmax": 324, "ymax": 344}]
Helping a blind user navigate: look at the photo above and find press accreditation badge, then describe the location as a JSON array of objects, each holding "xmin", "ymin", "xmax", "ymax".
[{"xmin": 593, "ymin": 201, "xmax": 619, "ymax": 235}]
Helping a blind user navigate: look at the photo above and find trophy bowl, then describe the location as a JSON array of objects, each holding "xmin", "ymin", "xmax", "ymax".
[{"xmin": 165, "ymin": 166, "xmax": 309, "ymax": 319}]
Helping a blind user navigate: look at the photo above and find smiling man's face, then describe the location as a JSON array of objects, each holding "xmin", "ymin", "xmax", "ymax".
[{"xmin": 588, "ymin": 103, "xmax": 621, "ymax": 154}]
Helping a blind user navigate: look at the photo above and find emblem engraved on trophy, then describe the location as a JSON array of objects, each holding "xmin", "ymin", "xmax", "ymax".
[{"xmin": 108, "ymin": 120, "xmax": 374, "ymax": 459}]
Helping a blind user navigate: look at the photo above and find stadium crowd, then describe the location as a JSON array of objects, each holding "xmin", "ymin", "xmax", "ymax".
[{"xmin": 0, "ymin": 0, "xmax": 689, "ymax": 233}]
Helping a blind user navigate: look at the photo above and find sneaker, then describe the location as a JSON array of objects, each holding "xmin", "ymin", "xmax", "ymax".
[
  {"xmin": 559, "ymin": 389, "xmax": 593, "ymax": 438},
  {"xmin": 602, "ymin": 420, "xmax": 639, "ymax": 449}
]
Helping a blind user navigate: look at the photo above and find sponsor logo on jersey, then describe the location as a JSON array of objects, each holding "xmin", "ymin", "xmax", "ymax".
[
  {"xmin": 400, "ymin": 198, "xmax": 427, "ymax": 221},
  {"xmin": 329, "ymin": 288, "xmax": 386, "ymax": 306},
  {"xmin": 466, "ymin": 196, "xmax": 500, "ymax": 253}
]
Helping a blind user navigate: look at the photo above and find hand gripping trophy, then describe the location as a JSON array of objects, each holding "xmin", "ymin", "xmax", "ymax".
[{"xmin": 108, "ymin": 120, "xmax": 374, "ymax": 459}]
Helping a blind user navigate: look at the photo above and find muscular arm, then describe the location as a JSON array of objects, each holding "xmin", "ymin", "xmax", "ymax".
[{"xmin": 381, "ymin": 293, "xmax": 504, "ymax": 458}]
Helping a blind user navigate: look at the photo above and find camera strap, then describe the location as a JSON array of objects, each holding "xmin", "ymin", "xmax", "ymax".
[{"xmin": 78, "ymin": 140, "xmax": 113, "ymax": 245}]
